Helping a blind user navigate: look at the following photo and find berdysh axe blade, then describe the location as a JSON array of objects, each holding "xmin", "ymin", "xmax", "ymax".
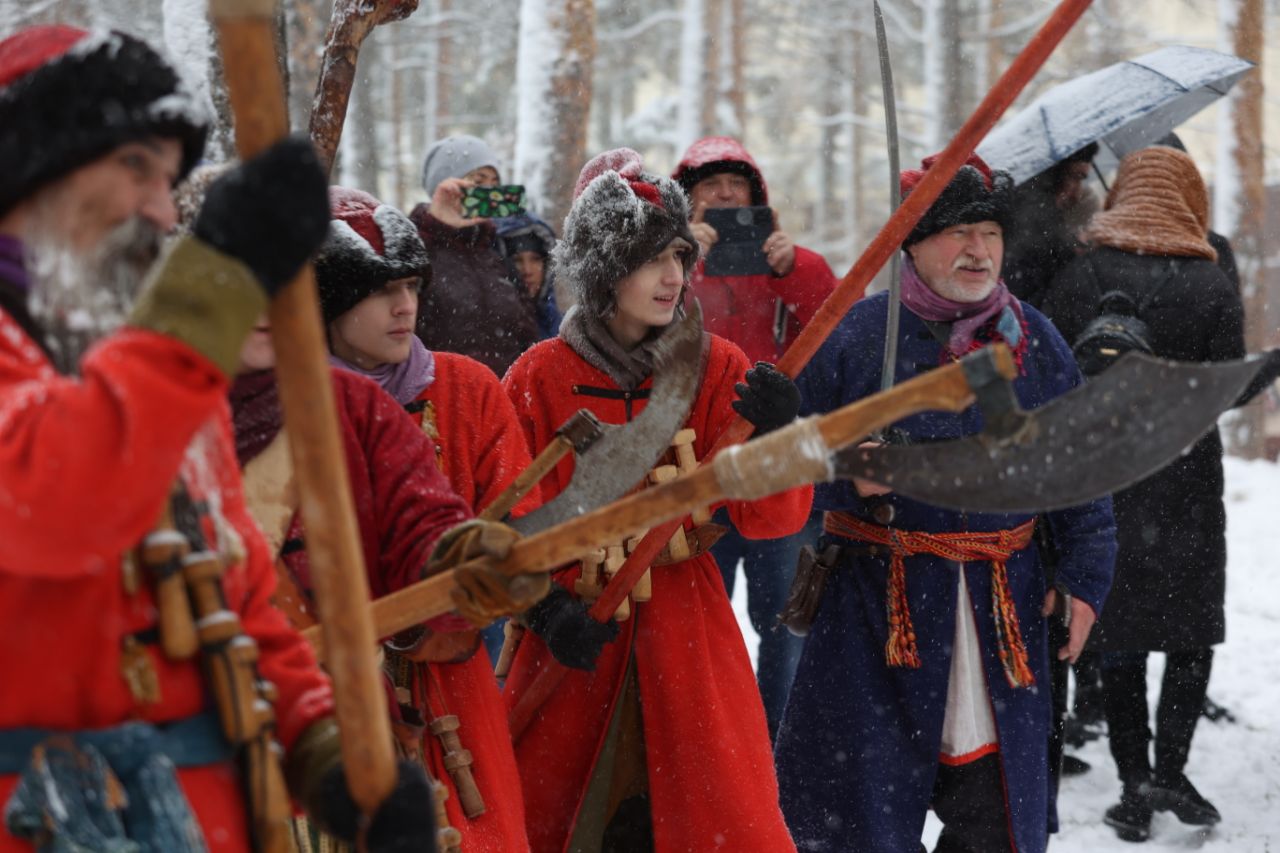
[
  {"xmin": 834, "ymin": 352, "xmax": 1264, "ymax": 513},
  {"xmin": 509, "ymin": 303, "xmax": 704, "ymax": 536}
]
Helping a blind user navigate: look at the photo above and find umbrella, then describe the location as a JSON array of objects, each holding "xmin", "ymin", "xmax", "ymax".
[{"xmin": 977, "ymin": 45, "xmax": 1254, "ymax": 185}]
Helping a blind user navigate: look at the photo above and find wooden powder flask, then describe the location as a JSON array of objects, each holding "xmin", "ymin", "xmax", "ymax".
[
  {"xmin": 141, "ymin": 513, "xmax": 199, "ymax": 661},
  {"xmin": 184, "ymin": 549, "xmax": 293, "ymax": 853},
  {"xmin": 433, "ymin": 780, "xmax": 462, "ymax": 853},
  {"xmin": 428, "ymin": 715, "xmax": 485, "ymax": 819}
]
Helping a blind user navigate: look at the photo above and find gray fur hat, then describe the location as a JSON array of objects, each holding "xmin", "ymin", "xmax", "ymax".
[
  {"xmin": 421, "ymin": 134, "xmax": 501, "ymax": 196},
  {"xmin": 555, "ymin": 148, "xmax": 698, "ymax": 320}
]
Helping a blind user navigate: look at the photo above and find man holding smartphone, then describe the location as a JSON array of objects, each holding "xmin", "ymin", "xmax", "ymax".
[{"xmin": 673, "ymin": 136, "xmax": 837, "ymax": 741}]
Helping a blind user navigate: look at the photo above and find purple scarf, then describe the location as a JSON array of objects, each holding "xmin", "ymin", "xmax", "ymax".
[
  {"xmin": 898, "ymin": 255, "xmax": 1024, "ymax": 357},
  {"xmin": 0, "ymin": 235, "xmax": 29, "ymax": 291},
  {"xmin": 329, "ymin": 334, "xmax": 436, "ymax": 405}
]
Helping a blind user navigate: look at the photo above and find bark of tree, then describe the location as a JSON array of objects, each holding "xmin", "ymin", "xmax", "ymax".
[
  {"xmin": 727, "ymin": 0, "xmax": 746, "ymax": 138},
  {"xmin": 701, "ymin": 0, "xmax": 722, "ymax": 136},
  {"xmin": 922, "ymin": 0, "xmax": 965, "ymax": 148},
  {"xmin": 513, "ymin": 0, "xmax": 596, "ymax": 251},
  {"xmin": 1216, "ymin": 0, "xmax": 1267, "ymax": 458},
  {"xmin": 286, "ymin": 0, "xmax": 332, "ymax": 133},
  {"xmin": 676, "ymin": 0, "xmax": 706, "ymax": 154}
]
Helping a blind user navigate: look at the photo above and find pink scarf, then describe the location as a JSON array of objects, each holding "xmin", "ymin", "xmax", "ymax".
[{"xmin": 898, "ymin": 254, "xmax": 1026, "ymax": 360}]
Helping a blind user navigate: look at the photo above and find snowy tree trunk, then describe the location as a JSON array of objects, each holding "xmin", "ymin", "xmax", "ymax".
[
  {"xmin": 1216, "ymin": 0, "xmax": 1267, "ymax": 458},
  {"xmin": 286, "ymin": 0, "xmax": 332, "ymax": 134},
  {"xmin": 513, "ymin": 0, "xmax": 596, "ymax": 241},
  {"xmin": 340, "ymin": 34, "xmax": 382, "ymax": 195},
  {"xmin": 676, "ymin": 0, "xmax": 706, "ymax": 154},
  {"xmin": 922, "ymin": 0, "xmax": 963, "ymax": 149},
  {"xmin": 727, "ymin": 0, "xmax": 746, "ymax": 139},
  {"xmin": 701, "ymin": 0, "xmax": 722, "ymax": 136},
  {"xmin": 162, "ymin": 0, "xmax": 234, "ymax": 162}
]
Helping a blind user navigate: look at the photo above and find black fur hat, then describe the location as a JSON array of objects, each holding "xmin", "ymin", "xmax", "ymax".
[
  {"xmin": 900, "ymin": 153, "xmax": 1015, "ymax": 247},
  {"xmin": 0, "ymin": 26, "xmax": 208, "ymax": 216},
  {"xmin": 555, "ymin": 148, "xmax": 699, "ymax": 320},
  {"xmin": 314, "ymin": 187, "xmax": 430, "ymax": 324}
]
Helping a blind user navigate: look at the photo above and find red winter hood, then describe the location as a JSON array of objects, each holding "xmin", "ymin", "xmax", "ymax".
[{"xmin": 672, "ymin": 136, "xmax": 769, "ymax": 205}]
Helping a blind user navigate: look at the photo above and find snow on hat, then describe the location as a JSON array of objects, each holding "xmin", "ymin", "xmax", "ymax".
[
  {"xmin": 899, "ymin": 153, "xmax": 1014, "ymax": 247},
  {"xmin": 314, "ymin": 187, "xmax": 430, "ymax": 324},
  {"xmin": 672, "ymin": 136, "xmax": 768, "ymax": 207},
  {"xmin": 555, "ymin": 148, "xmax": 699, "ymax": 320},
  {"xmin": 420, "ymin": 134, "xmax": 501, "ymax": 196},
  {"xmin": 0, "ymin": 25, "xmax": 208, "ymax": 216}
]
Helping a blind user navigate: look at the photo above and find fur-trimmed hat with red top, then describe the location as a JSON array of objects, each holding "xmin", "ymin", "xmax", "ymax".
[
  {"xmin": 314, "ymin": 186, "xmax": 430, "ymax": 323},
  {"xmin": 1084, "ymin": 145, "xmax": 1217, "ymax": 261},
  {"xmin": 0, "ymin": 25, "xmax": 208, "ymax": 216},
  {"xmin": 556, "ymin": 147, "xmax": 699, "ymax": 319},
  {"xmin": 900, "ymin": 153, "xmax": 1015, "ymax": 247}
]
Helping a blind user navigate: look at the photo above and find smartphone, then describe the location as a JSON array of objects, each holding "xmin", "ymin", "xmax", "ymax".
[
  {"xmin": 703, "ymin": 206, "xmax": 773, "ymax": 276},
  {"xmin": 462, "ymin": 184, "xmax": 526, "ymax": 218}
]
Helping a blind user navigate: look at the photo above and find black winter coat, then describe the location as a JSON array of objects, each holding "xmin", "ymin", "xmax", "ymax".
[
  {"xmin": 409, "ymin": 205, "xmax": 540, "ymax": 377},
  {"xmin": 1041, "ymin": 246, "xmax": 1244, "ymax": 651}
]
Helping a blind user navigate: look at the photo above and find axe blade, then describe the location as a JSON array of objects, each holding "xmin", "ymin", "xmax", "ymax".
[
  {"xmin": 835, "ymin": 353, "xmax": 1263, "ymax": 513},
  {"xmin": 510, "ymin": 303, "xmax": 704, "ymax": 536}
]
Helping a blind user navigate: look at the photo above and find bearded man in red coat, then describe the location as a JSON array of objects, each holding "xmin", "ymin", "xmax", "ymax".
[
  {"xmin": 672, "ymin": 136, "xmax": 837, "ymax": 740},
  {"xmin": 0, "ymin": 24, "xmax": 494, "ymax": 853}
]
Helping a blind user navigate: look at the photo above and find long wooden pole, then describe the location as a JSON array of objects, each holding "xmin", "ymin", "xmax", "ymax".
[
  {"xmin": 210, "ymin": 0, "xmax": 397, "ymax": 815},
  {"xmin": 508, "ymin": 0, "xmax": 1096, "ymax": 741}
]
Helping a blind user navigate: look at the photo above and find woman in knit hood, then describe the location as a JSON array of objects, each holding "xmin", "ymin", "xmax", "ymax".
[{"xmin": 1041, "ymin": 145, "xmax": 1243, "ymax": 843}]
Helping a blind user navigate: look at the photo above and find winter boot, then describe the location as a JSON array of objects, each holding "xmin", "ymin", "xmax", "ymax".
[
  {"xmin": 1104, "ymin": 778, "xmax": 1153, "ymax": 843},
  {"xmin": 1148, "ymin": 773, "xmax": 1220, "ymax": 826}
]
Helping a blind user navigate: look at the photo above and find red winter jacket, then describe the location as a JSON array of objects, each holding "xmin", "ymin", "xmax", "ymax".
[
  {"xmin": 0, "ymin": 307, "xmax": 333, "ymax": 852},
  {"xmin": 674, "ymin": 137, "xmax": 838, "ymax": 364}
]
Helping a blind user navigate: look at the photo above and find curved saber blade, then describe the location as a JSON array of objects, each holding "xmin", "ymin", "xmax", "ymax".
[
  {"xmin": 835, "ymin": 353, "xmax": 1263, "ymax": 513},
  {"xmin": 510, "ymin": 303, "xmax": 704, "ymax": 535}
]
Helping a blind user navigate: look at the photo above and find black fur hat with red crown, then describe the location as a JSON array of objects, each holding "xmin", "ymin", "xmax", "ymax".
[
  {"xmin": 0, "ymin": 25, "xmax": 207, "ymax": 216},
  {"xmin": 314, "ymin": 187, "xmax": 430, "ymax": 324},
  {"xmin": 554, "ymin": 148, "xmax": 700, "ymax": 319}
]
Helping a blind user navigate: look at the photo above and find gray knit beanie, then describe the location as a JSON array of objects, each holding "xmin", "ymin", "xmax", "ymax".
[{"xmin": 421, "ymin": 134, "xmax": 501, "ymax": 196}]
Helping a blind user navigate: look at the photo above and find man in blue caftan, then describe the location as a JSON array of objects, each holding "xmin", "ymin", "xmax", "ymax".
[{"xmin": 775, "ymin": 154, "xmax": 1117, "ymax": 853}]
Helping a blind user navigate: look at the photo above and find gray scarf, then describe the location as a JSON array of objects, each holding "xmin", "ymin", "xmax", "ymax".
[{"xmin": 559, "ymin": 304, "xmax": 682, "ymax": 390}]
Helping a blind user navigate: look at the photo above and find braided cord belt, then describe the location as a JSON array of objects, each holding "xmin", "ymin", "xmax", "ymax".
[{"xmin": 824, "ymin": 512, "xmax": 1038, "ymax": 689}]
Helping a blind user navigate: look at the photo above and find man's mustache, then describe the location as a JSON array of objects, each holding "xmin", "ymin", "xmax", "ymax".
[{"xmin": 952, "ymin": 255, "xmax": 993, "ymax": 272}]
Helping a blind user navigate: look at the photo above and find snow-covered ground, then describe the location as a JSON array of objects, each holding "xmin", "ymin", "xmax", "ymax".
[{"xmin": 731, "ymin": 456, "xmax": 1279, "ymax": 851}]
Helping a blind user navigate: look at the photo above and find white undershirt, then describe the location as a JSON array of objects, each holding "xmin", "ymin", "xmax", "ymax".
[{"xmin": 939, "ymin": 566, "xmax": 998, "ymax": 763}]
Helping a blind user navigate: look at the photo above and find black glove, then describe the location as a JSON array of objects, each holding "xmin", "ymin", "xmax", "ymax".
[
  {"xmin": 193, "ymin": 134, "xmax": 330, "ymax": 296},
  {"xmin": 524, "ymin": 584, "xmax": 619, "ymax": 671},
  {"xmin": 732, "ymin": 361, "xmax": 801, "ymax": 435},
  {"xmin": 314, "ymin": 758, "xmax": 436, "ymax": 853}
]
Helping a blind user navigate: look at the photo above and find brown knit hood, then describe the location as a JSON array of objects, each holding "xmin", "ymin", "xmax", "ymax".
[{"xmin": 1084, "ymin": 146, "xmax": 1216, "ymax": 261}]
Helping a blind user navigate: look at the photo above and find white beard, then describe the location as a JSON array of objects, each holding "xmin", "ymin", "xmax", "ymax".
[
  {"xmin": 929, "ymin": 272, "xmax": 998, "ymax": 303},
  {"xmin": 25, "ymin": 216, "xmax": 162, "ymax": 374}
]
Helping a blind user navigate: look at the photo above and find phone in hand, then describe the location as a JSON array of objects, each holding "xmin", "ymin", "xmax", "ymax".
[
  {"xmin": 703, "ymin": 206, "xmax": 773, "ymax": 276},
  {"xmin": 462, "ymin": 184, "xmax": 527, "ymax": 218}
]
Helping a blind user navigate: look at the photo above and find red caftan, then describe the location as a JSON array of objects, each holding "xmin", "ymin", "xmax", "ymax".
[
  {"xmin": 406, "ymin": 351, "xmax": 538, "ymax": 851},
  {"xmin": 501, "ymin": 333, "xmax": 811, "ymax": 853},
  {"xmin": 258, "ymin": 363, "xmax": 533, "ymax": 851},
  {"xmin": 0, "ymin": 310, "xmax": 334, "ymax": 853}
]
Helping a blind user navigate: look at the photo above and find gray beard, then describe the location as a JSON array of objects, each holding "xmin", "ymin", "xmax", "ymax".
[{"xmin": 25, "ymin": 218, "xmax": 162, "ymax": 374}]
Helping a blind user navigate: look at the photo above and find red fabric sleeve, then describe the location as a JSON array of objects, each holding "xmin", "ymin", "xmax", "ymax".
[
  {"xmin": 337, "ymin": 372, "xmax": 472, "ymax": 597},
  {"xmin": 0, "ymin": 323, "xmax": 229, "ymax": 574},
  {"xmin": 767, "ymin": 245, "xmax": 837, "ymax": 329},
  {"xmin": 702, "ymin": 337, "xmax": 813, "ymax": 540}
]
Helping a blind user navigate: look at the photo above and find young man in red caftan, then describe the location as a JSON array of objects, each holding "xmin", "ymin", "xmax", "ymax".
[
  {"xmin": 501, "ymin": 148, "xmax": 812, "ymax": 852},
  {"xmin": 0, "ymin": 25, "xmax": 447, "ymax": 853},
  {"xmin": 307, "ymin": 187, "xmax": 537, "ymax": 851}
]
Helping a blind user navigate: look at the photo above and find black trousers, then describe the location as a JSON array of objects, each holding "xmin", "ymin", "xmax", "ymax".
[
  {"xmin": 932, "ymin": 754, "xmax": 1015, "ymax": 853},
  {"xmin": 1102, "ymin": 648, "xmax": 1214, "ymax": 783}
]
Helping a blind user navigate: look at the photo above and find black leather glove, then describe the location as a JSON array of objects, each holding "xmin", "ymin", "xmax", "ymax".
[
  {"xmin": 314, "ymin": 758, "xmax": 436, "ymax": 853},
  {"xmin": 193, "ymin": 134, "xmax": 330, "ymax": 296},
  {"xmin": 732, "ymin": 361, "xmax": 801, "ymax": 435},
  {"xmin": 524, "ymin": 584, "xmax": 619, "ymax": 671}
]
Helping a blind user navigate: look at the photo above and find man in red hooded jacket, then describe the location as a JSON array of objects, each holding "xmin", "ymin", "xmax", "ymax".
[{"xmin": 672, "ymin": 136, "xmax": 835, "ymax": 739}]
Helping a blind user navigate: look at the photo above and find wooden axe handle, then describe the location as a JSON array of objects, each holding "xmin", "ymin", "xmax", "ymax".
[
  {"xmin": 508, "ymin": 0, "xmax": 1096, "ymax": 743},
  {"xmin": 210, "ymin": 0, "xmax": 397, "ymax": 814}
]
